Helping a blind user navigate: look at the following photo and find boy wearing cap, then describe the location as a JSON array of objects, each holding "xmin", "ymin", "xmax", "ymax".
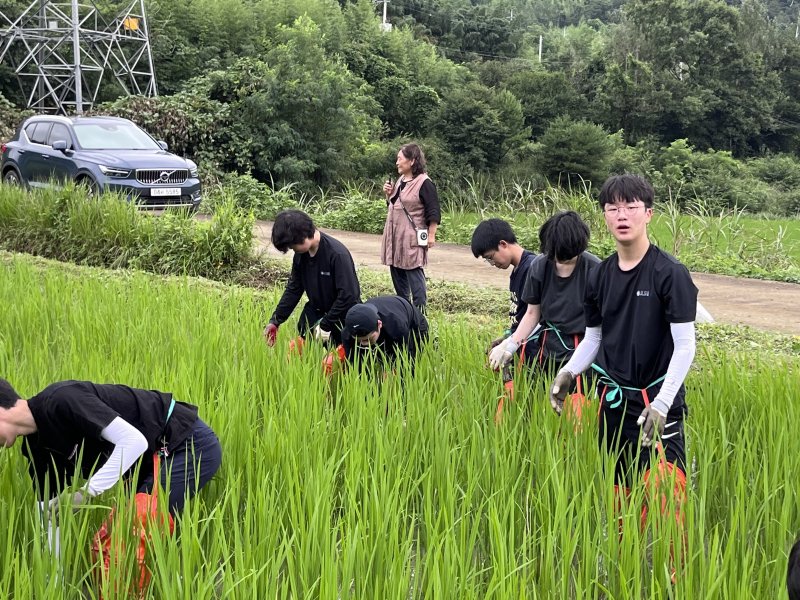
[
  {"xmin": 341, "ymin": 296, "xmax": 428, "ymax": 367},
  {"xmin": 0, "ymin": 378, "xmax": 221, "ymax": 519},
  {"xmin": 263, "ymin": 210, "xmax": 361, "ymax": 348},
  {"xmin": 550, "ymin": 174, "xmax": 697, "ymax": 578}
]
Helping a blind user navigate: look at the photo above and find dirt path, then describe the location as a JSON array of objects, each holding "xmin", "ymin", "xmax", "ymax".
[{"xmin": 252, "ymin": 220, "xmax": 800, "ymax": 336}]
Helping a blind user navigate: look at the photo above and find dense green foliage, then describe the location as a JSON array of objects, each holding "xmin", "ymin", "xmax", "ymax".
[
  {"xmin": 4, "ymin": 0, "xmax": 800, "ymax": 212},
  {"xmin": 0, "ymin": 255, "xmax": 797, "ymax": 598}
]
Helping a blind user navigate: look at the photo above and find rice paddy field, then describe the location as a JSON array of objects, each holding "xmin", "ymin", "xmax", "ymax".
[{"xmin": 0, "ymin": 253, "xmax": 798, "ymax": 599}]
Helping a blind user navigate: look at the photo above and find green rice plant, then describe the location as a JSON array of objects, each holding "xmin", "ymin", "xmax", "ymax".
[{"xmin": 0, "ymin": 254, "xmax": 797, "ymax": 598}]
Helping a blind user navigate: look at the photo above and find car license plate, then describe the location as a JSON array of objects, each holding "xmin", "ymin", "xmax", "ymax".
[{"xmin": 150, "ymin": 187, "xmax": 181, "ymax": 197}]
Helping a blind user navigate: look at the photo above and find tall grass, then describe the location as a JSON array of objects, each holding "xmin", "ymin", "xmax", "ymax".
[{"xmin": 0, "ymin": 255, "xmax": 798, "ymax": 598}]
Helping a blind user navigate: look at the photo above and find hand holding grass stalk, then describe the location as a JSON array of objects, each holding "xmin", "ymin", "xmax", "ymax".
[
  {"xmin": 637, "ymin": 405, "xmax": 666, "ymax": 447},
  {"xmin": 263, "ymin": 323, "xmax": 278, "ymax": 347},
  {"xmin": 48, "ymin": 488, "xmax": 89, "ymax": 521},
  {"xmin": 550, "ymin": 370, "xmax": 574, "ymax": 415}
]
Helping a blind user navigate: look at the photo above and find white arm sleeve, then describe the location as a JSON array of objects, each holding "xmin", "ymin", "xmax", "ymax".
[
  {"xmin": 85, "ymin": 417, "xmax": 148, "ymax": 497},
  {"xmin": 561, "ymin": 326, "xmax": 602, "ymax": 376},
  {"xmin": 650, "ymin": 321, "xmax": 696, "ymax": 416}
]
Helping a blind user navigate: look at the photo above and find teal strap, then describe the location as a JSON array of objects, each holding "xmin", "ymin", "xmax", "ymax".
[
  {"xmin": 166, "ymin": 398, "xmax": 176, "ymax": 423},
  {"xmin": 591, "ymin": 363, "xmax": 665, "ymax": 410},
  {"xmin": 545, "ymin": 321, "xmax": 579, "ymax": 352},
  {"xmin": 524, "ymin": 324, "xmax": 550, "ymax": 344}
]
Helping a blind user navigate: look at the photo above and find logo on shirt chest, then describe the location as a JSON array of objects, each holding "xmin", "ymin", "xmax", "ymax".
[
  {"xmin": 636, "ymin": 290, "xmax": 650, "ymax": 297},
  {"xmin": 320, "ymin": 271, "xmax": 331, "ymax": 276}
]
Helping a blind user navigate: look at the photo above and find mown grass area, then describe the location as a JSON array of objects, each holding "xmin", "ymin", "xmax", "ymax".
[
  {"xmin": 0, "ymin": 253, "xmax": 798, "ymax": 599},
  {"xmin": 438, "ymin": 208, "xmax": 800, "ymax": 282}
]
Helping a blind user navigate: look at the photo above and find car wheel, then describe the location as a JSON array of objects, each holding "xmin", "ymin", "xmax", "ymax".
[
  {"xmin": 76, "ymin": 176, "xmax": 99, "ymax": 197},
  {"xmin": 2, "ymin": 169, "xmax": 21, "ymax": 186}
]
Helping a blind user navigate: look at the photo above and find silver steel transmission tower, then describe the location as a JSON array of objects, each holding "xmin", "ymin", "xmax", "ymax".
[{"xmin": 0, "ymin": 0, "xmax": 157, "ymax": 115}]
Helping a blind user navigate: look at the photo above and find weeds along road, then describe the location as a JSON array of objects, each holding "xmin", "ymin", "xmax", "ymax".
[{"xmin": 253, "ymin": 220, "xmax": 800, "ymax": 336}]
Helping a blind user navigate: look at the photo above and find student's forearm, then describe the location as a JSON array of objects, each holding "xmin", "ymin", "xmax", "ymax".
[
  {"xmin": 651, "ymin": 322, "xmax": 696, "ymax": 415},
  {"xmin": 86, "ymin": 417, "xmax": 148, "ymax": 497},
  {"xmin": 561, "ymin": 326, "xmax": 602, "ymax": 375},
  {"xmin": 270, "ymin": 279, "xmax": 304, "ymax": 325},
  {"xmin": 510, "ymin": 306, "xmax": 541, "ymax": 345}
]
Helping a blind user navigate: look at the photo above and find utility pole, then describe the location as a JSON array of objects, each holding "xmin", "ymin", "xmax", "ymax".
[
  {"xmin": 380, "ymin": 0, "xmax": 392, "ymax": 32},
  {"xmin": 71, "ymin": 0, "xmax": 82, "ymax": 114}
]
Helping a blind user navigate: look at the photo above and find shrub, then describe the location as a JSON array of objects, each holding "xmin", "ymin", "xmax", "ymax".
[
  {"xmin": 536, "ymin": 117, "xmax": 616, "ymax": 188},
  {"xmin": 313, "ymin": 186, "xmax": 387, "ymax": 234},
  {"xmin": 0, "ymin": 92, "xmax": 32, "ymax": 143},
  {"xmin": 0, "ymin": 184, "xmax": 253, "ymax": 279},
  {"xmin": 202, "ymin": 172, "xmax": 298, "ymax": 220}
]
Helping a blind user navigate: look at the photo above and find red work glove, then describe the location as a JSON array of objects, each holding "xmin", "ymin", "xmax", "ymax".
[{"xmin": 263, "ymin": 323, "xmax": 278, "ymax": 347}]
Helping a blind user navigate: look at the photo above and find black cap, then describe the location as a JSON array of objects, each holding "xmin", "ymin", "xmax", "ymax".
[
  {"xmin": 345, "ymin": 303, "xmax": 380, "ymax": 337},
  {"xmin": 0, "ymin": 378, "xmax": 21, "ymax": 409}
]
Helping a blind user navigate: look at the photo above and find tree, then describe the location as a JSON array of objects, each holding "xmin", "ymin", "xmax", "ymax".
[{"xmin": 536, "ymin": 116, "xmax": 615, "ymax": 187}]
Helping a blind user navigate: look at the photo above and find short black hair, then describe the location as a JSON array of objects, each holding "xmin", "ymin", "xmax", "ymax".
[
  {"xmin": 789, "ymin": 538, "xmax": 800, "ymax": 600},
  {"xmin": 470, "ymin": 219, "xmax": 518, "ymax": 257},
  {"xmin": 0, "ymin": 378, "xmax": 21, "ymax": 409},
  {"xmin": 598, "ymin": 174, "xmax": 655, "ymax": 209},
  {"xmin": 271, "ymin": 210, "xmax": 316, "ymax": 253},
  {"xmin": 539, "ymin": 211, "xmax": 590, "ymax": 262}
]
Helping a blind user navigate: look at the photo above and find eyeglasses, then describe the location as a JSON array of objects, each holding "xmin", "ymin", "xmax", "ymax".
[
  {"xmin": 604, "ymin": 203, "xmax": 646, "ymax": 217},
  {"xmin": 482, "ymin": 254, "xmax": 498, "ymax": 266}
]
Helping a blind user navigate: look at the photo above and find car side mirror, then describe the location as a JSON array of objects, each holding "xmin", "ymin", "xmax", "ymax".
[
  {"xmin": 157, "ymin": 140, "xmax": 168, "ymax": 151},
  {"xmin": 52, "ymin": 140, "xmax": 69, "ymax": 152}
]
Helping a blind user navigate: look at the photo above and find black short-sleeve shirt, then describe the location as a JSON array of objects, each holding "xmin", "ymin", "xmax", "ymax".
[
  {"xmin": 508, "ymin": 250, "xmax": 536, "ymax": 333},
  {"xmin": 585, "ymin": 246, "xmax": 698, "ymax": 405},
  {"xmin": 21, "ymin": 381, "xmax": 198, "ymax": 499},
  {"xmin": 522, "ymin": 251, "xmax": 601, "ymax": 361}
]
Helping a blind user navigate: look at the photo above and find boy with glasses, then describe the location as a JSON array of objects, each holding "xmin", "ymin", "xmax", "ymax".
[
  {"xmin": 550, "ymin": 174, "xmax": 697, "ymax": 579},
  {"xmin": 470, "ymin": 219, "xmax": 537, "ymax": 363}
]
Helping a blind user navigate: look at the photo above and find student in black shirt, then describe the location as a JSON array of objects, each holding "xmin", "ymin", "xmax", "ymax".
[
  {"xmin": 263, "ymin": 210, "xmax": 361, "ymax": 348},
  {"xmin": 550, "ymin": 174, "xmax": 697, "ymax": 578},
  {"xmin": 0, "ymin": 378, "xmax": 221, "ymax": 517},
  {"xmin": 341, "ymin": 296, "xmax": 428, "ymax": 368},
  {"xmin": 489, "ymin": 212, "xmax": 600, "ymax": 384},
  {"xmin": 470, "ymin": 219, "xmax": 536, "ymax": 363}
]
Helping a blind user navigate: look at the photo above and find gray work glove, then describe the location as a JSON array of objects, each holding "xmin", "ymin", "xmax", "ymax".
[
  {"xmin": 314, "ymin": 324, "xmax": 331, "ymax": 343},
  {"xmin": 550, "ymin": 370, "xmax": 575, "ymax": 415},
  {"xmin": 48, "ymin": 489, "xmax": 87, "ymax": 519},
  {"xmin": 637, "ymin": 405, "xmax": 667, "ymax": 447},
  {"xmin": 488, "ymin": 339, "xmax": 519, "ymax": 370},
  {"xmin": 487, "ymin": 334, "xmax": 509, "ymax": 354}
]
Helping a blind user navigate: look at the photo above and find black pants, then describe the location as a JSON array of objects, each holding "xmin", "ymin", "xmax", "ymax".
[
  {"xmin": 390, "ymin": 266, "xmax": 426, "ymax": 310},
  {"xmin": 298, "ymin": 302, "xmax": 343, "ymax": 345},
  {"xmin": 599, "ymin": 400, "xmax": 687, "ymax": 486},
  {"xmin": 138, "ymin": 419, "xmax": 222, "ymax": 514}
]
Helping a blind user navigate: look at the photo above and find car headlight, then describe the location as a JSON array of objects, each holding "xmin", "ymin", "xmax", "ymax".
[
  {"xmin": 189, "ymin": 167, "xmax": 199, "ymax": 178},
  {"xmin": 98, "ymin": 165, "xmax": 131, "ymax": 178}
]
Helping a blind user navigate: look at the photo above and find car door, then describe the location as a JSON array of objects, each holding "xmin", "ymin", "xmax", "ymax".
[
  {"xmin": 43, "ymin": 123, "xmax": 77, "ymax": 184},
  {"xmin": 22, "ymin": 122, "xmax": 53, "ymax": 188}
]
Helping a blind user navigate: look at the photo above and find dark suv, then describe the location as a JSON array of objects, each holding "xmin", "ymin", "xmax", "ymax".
[{"xmin": 0, "ymin": 115, "xmax": 201, "ymax": 210}]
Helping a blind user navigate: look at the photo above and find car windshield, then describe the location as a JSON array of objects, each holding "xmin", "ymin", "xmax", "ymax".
[{"xmin": 72, "ymin": 122, "xmax": 161, "ymax": 150}]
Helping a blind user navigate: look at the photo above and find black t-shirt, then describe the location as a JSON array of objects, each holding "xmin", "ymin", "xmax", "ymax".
[
  {"xmin": 508, "ymin": 250, "xmax": 536, "ymax": 334},
  {"xmin": 585, "ymin": 246, "xmax": 698, "ymax": 408},
  {"xmin": 270, "ymin": 232, "xmax": 361, "ymax": 332},
  {"xmin": 342, "ymin": 295, "xmax": 428, "ymax": 363},
  {"xmin": 22, "ymin": 381, "xmax": 198, "ymax": 499},
  {"xmin": 522, "ymin": 252, "xmax": 601, "ymax": 362}
]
